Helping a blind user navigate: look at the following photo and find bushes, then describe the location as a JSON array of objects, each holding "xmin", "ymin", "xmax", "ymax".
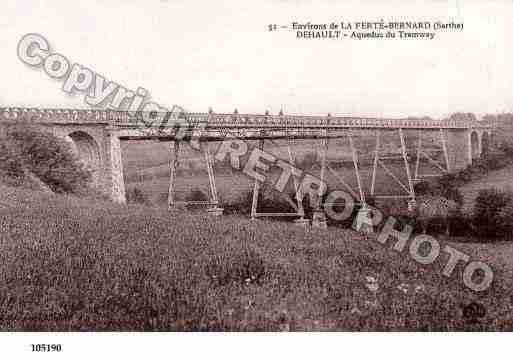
[
  {"xmin": 410, "ymin": 186, "xmax": 513, "ymax": 240},
  {"xmin": 485, "ymin": 154, "xmax": 509, "ymax": 171},
  {"xmin": 409, "ymin": 184, "xmax": 513, "ymax": 240},
  {"xmin": 225, "ymin": 184, "xmax": 297, "ymax": 217},
  {"xmin": 498, "ymin": 203, "xmax": 513, "ymax": 236},
  {"xmin": 128, "ymin": 187, "xmax": 211, "ymax": 208},
  {"xmin": 0, "ymin": 139, "xmax": 24, "ymax": 184},
  {"xmin": 446, "ymin": 212, "xmax": 473, "ymax": 237},
  {"xmin": 429, "ymin": 144, "xmax": 513, "ymax": 192},
  {"xmin": 472, "ymin": 188, "xmax": 512, "ymax": 239},
  {"xmin": 437, "ymin": 173, "xmax": 458, "ymax": 188},
  {"xmin": 223, "ymin": 182, "xmax": 361, "ymax": 227},
  {"xmin": 441, "ymin": 186, "xmax": 464, "ymax": 207},
  {"xmin": 455, "ymin": 145, "xmax": 513, "ymax": 181},
  {"xmin": 2, "ymin": 124, "xmax": 91, "ymax": 194},
  {"xmin": 413, "ymin": 178, "xmax": 464, "ymax": 207},
  {"xmin": 184, "ymin": 188, "xmax": 209, "ymax": 210},
  {"xmin": 297, "ymin": 151, "xmax": 318, "ymax": 170},
  {"xmin": 497, "ymin": 141, "xmax": 513, "ymax": 157},
  {"xmin": 410, "ymin": 148, "xmax": 513, "ymax": 236},
  {"xmin": 413, "ymin": 181, "xmax": 434, "ymax": 196},
  {"xmin": 185, "ymin": 188, "xmax": 209, "ymax": 202},
  {"xmin": 455, "ymin": 167, "xmax": 474, "ymax": 183},
  {"xmin": 126, "ymin": 187, "xmax": 149, "ymax": 204}
]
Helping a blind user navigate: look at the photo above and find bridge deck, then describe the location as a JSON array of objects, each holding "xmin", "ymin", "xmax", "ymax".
[{"xmin": 0, "ymin": 108, "xmax": 494, "ymax": 131}]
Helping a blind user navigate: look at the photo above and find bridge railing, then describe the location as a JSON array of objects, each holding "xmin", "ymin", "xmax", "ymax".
[
  {"xmin": 0, "ymin": 107, "xmax": 110, "ymax": 123},
  {"xmin": 0, "ymin": 107, "xmax": 494, "ymax": 130}
]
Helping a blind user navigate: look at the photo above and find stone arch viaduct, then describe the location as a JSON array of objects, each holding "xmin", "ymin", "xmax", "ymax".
[{"xmin": 0, "ymin": 108, "xmax": 494, "ymax": 205}]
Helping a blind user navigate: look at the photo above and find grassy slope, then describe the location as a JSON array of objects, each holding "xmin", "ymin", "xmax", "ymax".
[
  {"xmin": 0, "ymin": 185, "xmax": 511, "ymax": 331},
  {"xmin": 460, "ymin": 164, "xmax": 513, "ymax": 212}
]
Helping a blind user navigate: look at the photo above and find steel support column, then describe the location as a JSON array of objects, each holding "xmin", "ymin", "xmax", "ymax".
[{"xmin": 250, "ymin": 139, "xmax": 264, "ymax": 220}]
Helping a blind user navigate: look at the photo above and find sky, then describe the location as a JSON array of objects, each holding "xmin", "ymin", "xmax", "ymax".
[{"xmin": 0, "ymin": 0, "xmax": 512, "ymax": 119}]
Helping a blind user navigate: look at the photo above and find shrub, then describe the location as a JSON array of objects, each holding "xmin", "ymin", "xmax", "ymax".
[
  {"xmin": 126, "ymin": 186, "xmax": 149, "ymax": 204},
  {"xmin": 414, "ymin": 176, "xmax": 463, "ymax": 207},
  {"xmin": 498, "ymin": 141, "xmax": 513, "ymax": 156},
  {"xmin": 0, "ymin": 138, "xmax": 24, "ymax": 183},
  {"xmin": 489, "ymin": 155, "xmax": 509, "ymax": 170},
  {"xmin": 472, "ymin": 188, "xmax": 512, "ymax": 239},
  {"xmin": 470, "ymin": 159, "xmax": 490, "ymax": 175},
  {"xmin": 183, "ymin": 188, "xmax": 210, "ymax": 210},
  {"xmin": 225, "ymin": 184, "xmax": 300, "ymax": 218},
  {"xmin": 437, "ymin": 173, "xmax": 458, "ymax": 188},
  {"xmin": 440, "ymin": 186, "xmax": 464, "ymax": 207},
  {"xmin": 414, "ymin": 181, "xmax": 434, "ymax": 196},
  {"xmin": 185, "ymin": 188, "xmax": 209, "ymax": 202},
  {"xmin": 424, "ymin": 216, "xmax": 446, "ymax": 234},
  {"xmin": 498, "ymin": 203, "xmax": 513, "ymax": 236},
  {"xmin": 298, "ymin": 151, "xmax": 318, "ymax": 170},
  {"xmin": 455, "ymin": 168, "xmax": 474, "ymax": 183},
  {"xmin": 447, "ymin": 211, "xmax": 473, "ymax": 237},
  {"xmin": 5, "ymin": 124, "xmax": 91, "ymax": 194},
  {"xmin": 257, "ymin": 185, "xmax": 298, "ymax": 215},
  {"xmin": 440, "ymin": 145, "xmax": 513, "ymax": 189}
]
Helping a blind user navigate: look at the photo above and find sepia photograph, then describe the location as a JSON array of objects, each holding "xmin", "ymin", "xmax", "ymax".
[{"xmin": 0, "ymin": 0, "xmax": 512, "ymax": 357}]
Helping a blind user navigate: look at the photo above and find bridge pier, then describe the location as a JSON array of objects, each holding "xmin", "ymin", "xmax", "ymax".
[
  {"xmin": 102, "ymin": 127, "xmax": 126, "ymax": 203},
  {"xmin": 40, "ymin": 124, "xmax": 127, "ymax": 203},
  {"xmin": 444, "ymin": 129, "xmax": 472, "ymax": 172},
  {"xmin": 30, "ymin": 122, "xmax": 126, "ymax": 203},
  {"xmin": 443, "ymin": 128, "xmax": 492, "ymax": 171}
]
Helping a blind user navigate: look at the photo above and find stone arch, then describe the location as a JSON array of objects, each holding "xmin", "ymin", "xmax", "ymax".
[
  {"xmin": 470, "ymin": 131, "xmax": 480, "ymax": 161},
  {"xmin": 65, "ymin": 131, "xmax": 101, "ymax": 186},
  {"xmin": 481, "ymin": 131, "xmax": 490, "ymax": 159}
]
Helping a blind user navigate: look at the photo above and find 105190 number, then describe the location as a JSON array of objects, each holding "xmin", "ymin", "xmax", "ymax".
[{"xmin": 31, "ymin": 344, "xmax": 62, "ymax": 352}]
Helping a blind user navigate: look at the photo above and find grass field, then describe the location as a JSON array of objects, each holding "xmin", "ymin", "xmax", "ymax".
[
  {"xmin": 0, "ymin": 131, "xmax": 499, "ymax": 331},
  {"xmin": 0, "ymin": 184, "xmax": 511, "ymax": 330}
]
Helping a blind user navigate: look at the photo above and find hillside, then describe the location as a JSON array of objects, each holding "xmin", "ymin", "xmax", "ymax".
[
  {"xmin": 0, "ymin": 184, "xmax": 510, "ymax": 330},
  {"xmin": 460, "ymin": 163, "xmax": 513, "ymax": 212}
]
